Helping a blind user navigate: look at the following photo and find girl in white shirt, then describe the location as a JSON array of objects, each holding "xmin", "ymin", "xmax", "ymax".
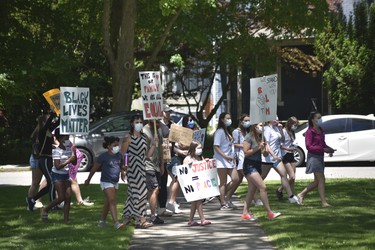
[
  {"xmin": 213, "ymin": 112, "xmax": 240, "ymax": 210},
  {"xmin": 261, "ymin": 118, "xmax": 300, "ymax": 204}
]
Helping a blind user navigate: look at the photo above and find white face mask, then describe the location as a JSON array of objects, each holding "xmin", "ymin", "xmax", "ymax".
[
  {"xmin": 242, "ymin": 121, "xmax": 251, "ymax": 128},
  {"xmin": 256, "ymin": 127, "xmax": 262, "ymax": 135},
  {"xmin": 134, "ymin": 123, "xmax": 143, "ymax": 132},
  {"xmin": 196, "ymin": 148, "xmax": 203, "ymax": 156},
  {"xmin": 111, "ymin": 146, "xmax": 120, "ymax": 154},
  {"xmin": 225, "ymin": 119, "xmax": 232, "ymax": 127},
  {"xmin": 291, "ymin": 125, "xmax": 297, "ymax": 131}
]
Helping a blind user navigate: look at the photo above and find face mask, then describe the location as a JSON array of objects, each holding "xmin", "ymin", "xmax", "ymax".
[
  {"xmin": 63, "ymin": 140, "xmax": 71, "ymax": 147},
  {"xmin": 187, "ymin": 120, "xmax": 195, "ymax": 129},
  {"xmin": 111, "ymin": 146, "xmax": 120, "ymax": 154},
  {"xmin": 256, "ymin": 127, "xmax": 262, "ymax": 135},
  {"xmin": 134, "ymin": 123, "xmax": 143, "ymax": 132},
  {"xmin": 291, "ymin": 125, "xmax": 297, "ymax": 131},
  {"xmin": 196, "ymin": 148, "xmax": 203, "ymax": 156},
  {"xmin": 225, "ymin": 119, "xmax": 232, "ymax": 127},
  {"xmin": 316, "ymin": 118, "xmax": 323, "ymax": 126},
  {"xmin": 242, "ymin": 121, "xmax": 251, "ymax": 128}
]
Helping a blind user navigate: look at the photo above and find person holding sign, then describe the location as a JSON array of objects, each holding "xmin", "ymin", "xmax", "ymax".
[
  {"xmin": 143, "ymin": 120, "xmax": 165, "ymax": 225},
  {"xmin": 213, "ymin": 112, "xmax": 240, "ymax": 210},
  {"xmin": 85, "ymin": 136, "xmax": 125, "ymax": 230},
  {"xmin": 26, "ymin": 112, "xmax": 60, "ymax": 212},
  {"xmin": 297, "ymin": 111, "xmax": 334, "ymax": 207},
  {"xmin": 121, "ymin": 114, "xmax": 153, "ymax": 229},
  {"xmin": 183, "ymin": 141, "xmax": 211, "ymax": 226},
  {"xmin": 241, "ymin": 123, "xmax": 281, "ymax": 220},
  {"xmin": 260, "ymin": 118, "xmax": 300, "ymax": 204}
]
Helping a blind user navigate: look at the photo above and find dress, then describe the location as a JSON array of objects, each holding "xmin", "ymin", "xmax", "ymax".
[{"xmin": 123, "ymin": 134, "xmax": 148, "ymax": 219}]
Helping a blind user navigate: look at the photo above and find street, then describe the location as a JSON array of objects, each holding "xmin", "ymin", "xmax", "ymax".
[{"xmin": 0, "ymin": 164, "xmax": 374, "ymax": 186}]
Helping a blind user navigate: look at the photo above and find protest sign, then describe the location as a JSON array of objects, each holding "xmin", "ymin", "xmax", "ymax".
[
  {"xmin": 176, "ymin": 159, "xmax": 220, "ymax": 202},
  {"xmin": 249, "ymin": 74, "xmax": 278, "ymax": 124},
  {"xmin": 43, "ymin": 88, "xmax": 61, "ymax": 115},
  {"xmin": 60, "ymin": 87, "xmax": 90, "ymax": 135},
  {"xmin": 139, "ymin": 71, "xmax": 163, "ymax": 120},
  {"xmin": 192, "ymin": 128, "xmax": 206, "ymax": 148},
  {"xmin": 162, "ymin": 138, "xmax": 171, "ymax": 161},
  {"xmin": 168, "ymin": 124, "xmax": 194, "ymax": 146}
]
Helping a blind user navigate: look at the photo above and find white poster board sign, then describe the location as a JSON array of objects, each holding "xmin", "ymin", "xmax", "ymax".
[
  {"xmin": 249, "ymin": 74, "xmax": 278, "ymax": 124},
  {"xmin": 176, "ymin": 159, "xmax": 220, "ymax": 202},
  {"xmin": 192, "ymin": 128, "xmax": 206, "ymax": 148},
  {"xmin": 139, "ymin": 71, "xmax": 163, "ymax": 120},
  {"xmin": 60, "ymin": 87, "xmax": 90, "ymax": 135}
]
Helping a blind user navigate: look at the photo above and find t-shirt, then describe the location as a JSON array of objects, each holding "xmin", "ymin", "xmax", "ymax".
[
  {"xmin": 143, "ymin": 124, "xmax": 163, "ymax": 173},
  {"xmin": 243, "ymin": 132, "xmax": 261, "ymax": 162},
  {"xmin": 97, "ymin": 152, "xmax": 122, "ymax": 184},
  {"xmin": 262, "ymin": 125, "xmax": 282, "ymax": 163},
  {"xmin": 52, "ymin": 145, "xmax": 72, "ymax": 174},
  {"xmin": 281, "ymin": 128, "xmax": 295, "ymax": 156},
  {"xmin": 232, "ymin": 128, "xmax": 245, "ymax": 170},
  {"xmin": 213, "ymin": 128, "xmax": 235, "ymax": 168}
]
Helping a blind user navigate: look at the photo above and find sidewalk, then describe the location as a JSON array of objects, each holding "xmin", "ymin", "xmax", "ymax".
[{"xmin": 129, "ymin": 195, "xmax": 276, "ymax": 250}]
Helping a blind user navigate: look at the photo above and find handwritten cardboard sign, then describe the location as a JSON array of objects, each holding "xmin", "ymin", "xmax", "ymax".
[
  {"xmin": 192, "ymin": 128, "xmax": 206, "ymax": 148},
  {"xmin": 176, "ymin": 159, "xmax": 220, "ymax": 202},
  {"xmin": 139, "ymin": 71, "xmax": 163, "ymax": 120},
  {"xmin": 249, "ymin": 74, "xmax": 278, "ymax": 124},
  {"xmin": 60, "ymin": 87, "xmax": 90, "ymax": 135},
  {"xmin": 168, "ymin": 124, "xmax": 194, "ymax": 146}
]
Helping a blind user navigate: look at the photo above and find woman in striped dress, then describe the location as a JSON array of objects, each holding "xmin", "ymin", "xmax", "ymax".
[{"xmin": 121, "ymin": 114, "xmax": 153, "ymax": 228}]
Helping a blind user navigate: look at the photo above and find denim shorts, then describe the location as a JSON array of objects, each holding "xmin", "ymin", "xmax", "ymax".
[
  {"xmin": 146, "ymin": 171, "xmax": 161, "ymax": 191},
  {"xmin": 100, "ymin": 181, "xmax": 119, "ymax": 190},
  {"xmin": 29, "ymin": 154, "xmax": 39, "ymax": 169},
  {"xmin": 243, "ymin": 159, "xmax": 262, "ymax": 176},
  {"xmin": 51, "ymin": 171, "xmax": 70, "ymax": 183}
]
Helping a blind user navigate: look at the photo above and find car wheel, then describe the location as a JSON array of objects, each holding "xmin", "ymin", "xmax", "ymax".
[
  {"xmin": 77, "ymin": 148, "xmax": 93, "ymax": 172},
  {"xmin": 294, "ymin": 147, "xmax": 305, "ymax": 167}
]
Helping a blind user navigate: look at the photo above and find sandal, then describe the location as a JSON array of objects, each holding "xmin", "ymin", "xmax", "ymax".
[
  {"xmin": 201, "ymin": 220, "xmax": 211, "ymax": 226},
  {"xmin": 136, "ymin": 221, "xmax": 153, "ymax": 229},
  {"xmin": 41, "ymin": 209, "xmax": 48, "ymax": 222},
  {"xmin": 187, "ymin": 221, "xmax": 200, "ymax": 227}
]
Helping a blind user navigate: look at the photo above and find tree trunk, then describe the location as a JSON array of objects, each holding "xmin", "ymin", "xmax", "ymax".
[{"xmin": 103, "ymin": 0, "xmax": 136, "ymax": 113}]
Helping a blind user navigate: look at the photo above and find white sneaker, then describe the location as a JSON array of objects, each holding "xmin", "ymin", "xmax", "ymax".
[
  {"xmin": 254, "ymin": 199, "xmax": 263, "ymax": 206},
  {"xmin": 34, "ymin": 201, "xmax": 44, "ymax": 208},
  {"xmin": 166, "ymin": 202, "xmax": 175, "ymax": 213},
  {"xmin": 173, "ymin": 201, "xmax": 180, "ymax": 208},
  {"xmin": 289, "ymin": 195, "xmax": 301, "ymax": 205},
  {"xmin": 173, "ymin": 202, "xmax": 182, "ymax": 214}
]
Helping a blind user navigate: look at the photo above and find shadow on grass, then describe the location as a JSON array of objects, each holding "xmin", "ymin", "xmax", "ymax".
[
  {"xmin": 0, "ymin": 184, "xmax": 133, "ymax": 250},
  {"xmin": 236, "ymin": 179, "xmax": 375, "ymax": 249}
]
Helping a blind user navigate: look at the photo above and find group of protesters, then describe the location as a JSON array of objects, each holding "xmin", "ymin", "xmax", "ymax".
[{"xmin": 25, "ymin": 104, "xmax": 334, "ymax": 229}]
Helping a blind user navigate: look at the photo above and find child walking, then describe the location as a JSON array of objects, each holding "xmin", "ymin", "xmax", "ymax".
[
  {"xmin": 85, "ymin": 136, "xmax": 125, "ymax": 229},
  {"xmin": 183, "ymin": 141, "xmax": 211, "ymax": 226}
]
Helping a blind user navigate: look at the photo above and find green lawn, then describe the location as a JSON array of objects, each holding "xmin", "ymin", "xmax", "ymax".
[
  {"xmin": 0, "ymin": 184, "xmax": 133, "ymax": 250},
  {"xmin": 1, "ymin": 179, "xmax": 374, "ymax": 249},
  {"xmin": 236, "ymin": 179, "xmax": 375, "ymax": 250}
]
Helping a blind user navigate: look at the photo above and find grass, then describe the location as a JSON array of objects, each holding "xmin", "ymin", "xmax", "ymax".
[
  {"xmin": 236, "ymin": 178, "xmax": 375, "ymax": 250},
  {"xmin": 1, "ymin": 179, "xmax": 375, "ymax": 249},
  {"xmin": 0, "ymin": 184, "xmax": 133, "ymax": 250}
]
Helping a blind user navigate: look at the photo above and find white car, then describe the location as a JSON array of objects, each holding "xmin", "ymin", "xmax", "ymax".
[{"xmin": 293, "ymin": 114, "xmax": 375, "ymax": 167}]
